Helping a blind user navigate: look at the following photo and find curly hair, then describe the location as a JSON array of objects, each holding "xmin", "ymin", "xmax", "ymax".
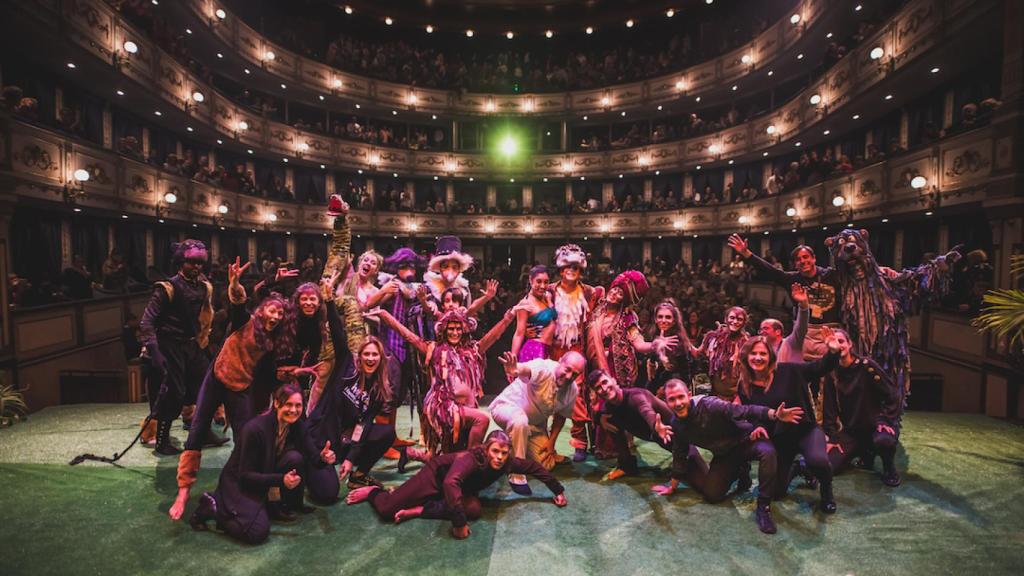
[{"xmin": 252, "ymin": 293, "xmax": 296, "ymax": 361}]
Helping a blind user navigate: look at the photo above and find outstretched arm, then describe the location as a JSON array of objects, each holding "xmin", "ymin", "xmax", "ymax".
[
  {"xmin": 728, "ymin": 233, "xmax": 800, "ymax": 287},
  {"xmin": 321, "ymin": 204, "xmax": 352, "ymax": 283},
  {"xmin": 466, "ymin": 279, "xmax": 499, "ymax": 318},
  {"xmin": 365, "ymin": 308, "xmax": 429, "ymax": 356},
  {"xmin": 478, "ymin": 307, "xmax": 519, "ymax": 353}
]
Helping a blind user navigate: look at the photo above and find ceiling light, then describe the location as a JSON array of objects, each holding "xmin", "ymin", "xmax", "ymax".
[
  {"xmin": 319, "ymin": 95, "xmax": 325, "ymax": 101},
  {"xmin": 243, "ymin": 68, "xmax": 251, "ymax": 74},
  {"xmin": 728, "ymin": 159, "xmax": 734, "ymax": 165},
  {"xmin": 506, "ymin": 31, "xmax": 514, "ymax": 39},
  {"xmin": 853, "ymin": 114, "xmax": 860, "ymax": 120},
  {"xmin": 247, "ymin": 149, "xmax": 253, "ymax": 154},
  {"xmin": 384, "ymin": 17, "xmax": 393, "ymax": 25},
  {"xmin": 855, "ymin": 4, "xmax": 863, "ymax": 11},
  {"xmin": 116, "ymin": 90, "xmax": 124, "ymax": 96},
  {"xmin": 344, "ymin": 6, "xmax": 353, "ymax": 15},
  {"xmin": 355, "ymin": 103, "xmax": 361, "ymax": 109},
  {"xmin": 795, "ymin": 141, "xmax": 802, "ymax": 147},
  {"xmin": 885, "ymin": 94, "xmax": 893, "ymax": 100},
  {"xmin": 767, "ymin": 70, "xmax": 774, "ymax": 76},
  {"xmin": 797, "ymin": 53, "xmax": 804, "ymax": 60},
  {"xmin": 706, "ymin": 0, "xmax": 713, "ymax": 4},
  {"xmin": 465, "ymin": 29, "xmax": 474, "ymax": 37},
  {"xmin": 882, "ymin": 218, "xmax": 889, "ymax": 223},
  {"xmin": 585, "ymin": 26, "xmax": 594, "ymax": 35},
  {"xmin": 582, "ymin": 115, "xmax": 588, "ymax": 120},
  {"xmin": 870, "ymin": 47, "xmax": 884, "ymax": 60},
  {"xmin": 826, "ymin": 32, "xmax": 834, "ymax": 39},
  {"xmin": 216, "ymin": 139, "xmax": 223, "ymax": 144},
  {"xmin": 731, "ymin": 85, "xmax": 738, "ymax": 91},
  {"xmin": 657, "ymin": 105, "xmax": 663, "ymax": 111},
  {"xmin": 931, "ymin": 67, "xmax": 940, "ymax": 74},
  {"xmin": 123, "ymin": 40, "xmax": 138, "ymax": 54},
  {"xmin": 392, "ymin": 110, "xmax": 398, "ymax": 115},
  {"xmin": 282, "ymin": 158, "xmax": 288, "ymax": 163},
  {"xmin": 696, "ymin": 165, "xmax": 701, "ymax": 170},
  {"xmin": 763, "ymin": 151, "xmax": 769, "ymax": 156},
  {"xmin": 154, "ymin": 110, "xmax": 162, "ymax": 116},
  {"xmin": 280, "ymin": 83, "xmax": 287, "ymax": 89},
  {"xmin": 121, "ymin": 214, "xmax": 128, "ymax": 219},
  {"xmin": 215, "ymin": 8, "xmax": 226, "ymax": 20},
  {"xmin": 216, "ymin": 52, "xmax": 223, "ymax": 59},
  {"xmin": 621, "ymin": 111, "xmax": 626, "ymax": 117},
  {"xmin": 186, "ymin": 126, "xmax": 194, "ymax": 132},
  {"xmin": 432, "ymin": 114, "xmax": 437, "ymax": 120},
  {"xmin": 823, "ymin": 129, "xmax": 831, "ymax": 135},
  {"xmin": 695, "ymin": 96, "xmax": 701, "ymax": 102},
  {"xmin": 425, "ymin": 25, "xmax": 434, "ymax": 33},
  {"xmin": 925, "ymin": 211, "xmax": 933, "ymax": 216},
  {"xmin": 67, "ymin": 62, "xmax": 76, "ymax": 69},
  {"xmin": 545, "ymin": 30, "xmax": 553, "ymax": 38},
  {"xmin": 320, "ymin": 164, "xmax": 326, "ymax": 169},
  {"xmin": 625, "ymin": 19, "xmax": 634, "ymax": 28},
  {"xmin": 790, "ymin": 14, "xmax": 801, "ymax": 24},
  {"xmin": 666, "ymin": 9, "xmax": 675, "ymax": 17}
]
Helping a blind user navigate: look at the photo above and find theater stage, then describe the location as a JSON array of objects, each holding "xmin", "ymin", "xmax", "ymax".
[{"xmin": 0, "ymin": 403, "xmax": 1021, "ymax": 576}]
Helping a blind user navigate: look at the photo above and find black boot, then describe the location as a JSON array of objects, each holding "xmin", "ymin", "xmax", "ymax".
[
  {"xmin": 736, "ymin": 463, "xmax": 753, "ymax": 493},
  {"xmin": 268, "ymin": 501, "xmax": 298, "ymax": 522},
  {"xmin": 755, "ymin": 501, "xmax": 777, "ymax": 534},
  {"xmin": 880, "ymin": 455, "xmax": 901, "ymax": 487},
  {"xmin": 818, "ymin": 482, "xmax": 837, "ymax": 514},
  {"xmin": 202, "ymin": 429, "xmax": 230, "ymax": 448},
  {"xmin": 397, "ymin": 446, "xmax": 409, "ymax": 474},
  {"xmin": 155, "ymin": 420, "xmax": 182, "ymax": 456},
  {"xmin": 189, "ymin": 492, "xmax": 218, "ymax": 530}
]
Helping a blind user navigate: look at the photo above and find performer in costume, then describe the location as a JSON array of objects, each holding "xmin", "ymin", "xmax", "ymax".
[
  {"xmin": 823, "ymin": 328, "xmax": 903, "ymax": 486},
  {"xmin": 511, "ymin": 265, "xmax": 557, "ymax": 362},
  {"xmin": 369, "ymin": 304, "xmax": 520, "ymax": 460},
  {"xmin": 644, "ymin": 299, "xmax": 695, "ymax": 396},
  {"xmin": 139, "ymin": 239, "xmax": 223, "ymax": 455},
  {"xmin": 689, "ymin": 306, "xmax": 750, "ymax": 400},
  {"xmin": 345, "ymin": 431, "xmax": 566, "ymax": 540},
  {"xmin": 188, "ymin": 384, "xmax": 336, "ymax": 543},
  {"xmin": 549, "ymin": 245, "xmax": 604, "ymax": 462},
  {"xmin": 168, "ymin": 257, "xmax": 298, "ymax": 521}
]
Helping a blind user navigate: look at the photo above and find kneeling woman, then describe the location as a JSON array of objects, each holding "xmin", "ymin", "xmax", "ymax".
[
  {"xmin": 189, "ymin": 384, "xmax": 336, "ymax": 544},
  {"xmin": 737, "ymin": 328, "xmax": 840, "ymax": 513},
  {"xmin": 346, "ymin": 430, "xmax": 566, "ymax": 539}
]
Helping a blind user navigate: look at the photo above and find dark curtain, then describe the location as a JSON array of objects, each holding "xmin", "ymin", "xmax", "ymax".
[
  {"xmin": 11, "ymin": 206, "xmax": 62, "ymax": 284},
  {"xmin": 114, "ymin": 221, "xmax": 148, "ymax": 283},
  {"xmin": 153, "ymin": 225, "xmax": 179, "ymax": 277},
  {"xmin": 70, "ymin": 214, "xmax": 109, "ymax": 275},
  {"xmin": 901, "ymin": 220, "xmax": 939, "ymax": 267}
]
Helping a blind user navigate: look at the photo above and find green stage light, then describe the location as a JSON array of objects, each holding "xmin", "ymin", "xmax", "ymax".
[{"xmin": 499, "ymin": 134, "xmax": 519, "ymax": 158}]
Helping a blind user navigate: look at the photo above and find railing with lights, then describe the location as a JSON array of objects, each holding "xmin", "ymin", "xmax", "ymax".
[
  {"xmin": 26, "ymin": 0, "xmax": 990, "ymax": 182},
  {"xmin": 172, "ymin": 0, "xmax": 834, "ymax": 115},
  {"xmin": 2, "ymin": 113, "xmax": 997, "ymax": 239}
]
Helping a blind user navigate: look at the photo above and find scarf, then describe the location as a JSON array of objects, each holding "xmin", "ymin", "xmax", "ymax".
[{"xmin": 553, "ymin": 283, "xmax": 589, "ymax": 349}]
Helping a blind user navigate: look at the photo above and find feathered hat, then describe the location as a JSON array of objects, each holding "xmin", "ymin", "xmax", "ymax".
[
  {"xmin": 428, "ymin": 236, "xmax": 474, "ymax": 273},
  {"xmin": 555, "ymin": 244, "xmax": 588, "ymax": 269},
  {"xmin": 171, "ymin": 239, "xmax": 209, "ymax": 266},
  {"xmin": 610, "ymin": 270, "xmax": 650, "ymax": 307},
  {"xmin": 384, "ymin": 247, "xmax": 425, "ymax": 273}
]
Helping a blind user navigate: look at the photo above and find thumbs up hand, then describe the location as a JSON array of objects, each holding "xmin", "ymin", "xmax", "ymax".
[{"xmin": 321, "ymin": 440, "xmax": 336, "ymax": 465}]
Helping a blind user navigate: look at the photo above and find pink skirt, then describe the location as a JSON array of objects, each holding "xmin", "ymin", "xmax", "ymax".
[{"xmin": 519, "ymin": 339, "xmax": 551, "ymax": 362}]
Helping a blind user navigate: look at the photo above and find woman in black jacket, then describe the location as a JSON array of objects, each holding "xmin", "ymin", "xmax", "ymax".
[
  {"xmin": 189, "ymin": 384, "xmax": 336, "ymax": 544},
  {"xmin": 737, "ymin": 328, "xmax": 841, "ymax": 514},
  {"xmin": 345, "ymin": 430, "xmax": 567, "ymax": 540}
]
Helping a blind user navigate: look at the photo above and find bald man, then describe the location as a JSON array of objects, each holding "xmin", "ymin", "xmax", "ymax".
[{"xmin": 490, "ymin": 351, "xmax": 584, "ymax": 495}]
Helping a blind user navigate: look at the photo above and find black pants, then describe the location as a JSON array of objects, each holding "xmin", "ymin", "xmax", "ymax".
[
  {"xmin": 828, "ymin": 427, "xmax": 899, "ymax": 472},
  {"xmin": 368, "ymin": 479, "xmax": 482, "ymax": 522},
  {"xmin": 339, "ymin": 422, "xmax": 396, "ymax": 475},
  {"xmin": 304, "ymin": 460, "xmax": 340, "ymax": 504},
  {"xmin": 217, "ymin": 449, "xmax": 303, "ymax": 545},
  {"xmin": 774, "ymin": 425, "xmax": 832, "ymax": 498},
  {"xmin": 151, "ymin": 338, "xmax": 208, "ymax": 421},
  {"xmin": 183, "ymin": 368, "xmax": 254, "ymax": 452},
  {"xmin": 698, "ymin": 439, "xmax": 778, "ymax": 503},
  {"xmin": 612, "ymin": 428, "xmax": 670, "ymax": 473}
]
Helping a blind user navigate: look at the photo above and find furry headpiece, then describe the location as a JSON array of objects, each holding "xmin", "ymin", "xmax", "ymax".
[
  {"xmin": 384, "ymin": 247, "xmax": 425, "ymax": 273},
  {"xmin": 555, "ymin": 244, "xmax": 588, "ymax": 269},
  {"xmin": 433, "ymin": 309, "xmax": 474, "ymax": 344},
  {"xmin": 428, "ymin": 236, "xmax": 473, "ymax": 273},
  {"xmin": 171, "ymin": 239, "xmax": 209, "ymax": 267}
]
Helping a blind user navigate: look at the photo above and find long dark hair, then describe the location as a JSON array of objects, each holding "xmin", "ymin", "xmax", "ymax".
[
  {"xmin": 646, "ymin": 298, "xmax": 691, "ymax": 353},
  {"xmin": 252, "ymin": 293, "xmax": 297, "ymax": 360},
  {"xmin": 737, "ymin": 335, "xmax": 778, "ymax": 398},
  {"xmin": 356, "ymin": 337, "xmax": 392, "ymax": 404}
]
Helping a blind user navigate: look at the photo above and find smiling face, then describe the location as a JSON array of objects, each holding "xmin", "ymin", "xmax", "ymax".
[
  {"xmin": 607, "ymin": 285, "xmax": 624, "ymax": 305},
  {"xmin": 793, "ymin": 247, "xmax": 817, "ymax": 277},
  {"xmin": 664, "ymin": 380, "xmax": 691, "ymax": 418},
  {"xmin": 835, "ymin": 330, "xmax": 854, "ymax": 359},
  {"xmin": 261, "ymin": 302, "xmax": 284, "ymax": 332},
  {"xmin": 298, "ymin": 291, "xmax": 320, "ymax": 317},
  {"xmin": 759, "ymin": 320, "xmax": 783, "ymax": 344},
  {"xmin": 360, "ymin": 341, "xmax": 382, "ymax": 375},
  {"xmin": 530, "ymin": 271, "xmax": 550, "ymax": 299},
  {"xmin": 725, "ymin": 308, "xmax": 747, "ymax": 333},
  {"xmin": 275, "ymin": 392, "xmax": 303, "ymax": 425},
  {"xmin": 556, "ymin": 352, "xmax": 586, "ymax": 388},
  {"xmin": 442, "ymin": 290, "xmax": 464, "ymax": 312},
  {"xmin": 593, "ymin": 374, "xmax": 622, "ymax": 404},
  {"xmin": 486, "ymin": 441, "xmax": 511, "ymax": 470},
  {"xmin": 561, "ymin": 264, "xmax": 581, "ymax": 284},
  {"xmin": 745, "ymin": 341, "xmax": 772, "ymax": 373},
  {"xmin": 444, "ymin": 320, "xmax": 465, "ymax": 345},
  {"xmin": 655, "ymin": 306, "xmax": 676, "ymax": 334},
  {"xmin": 358, "ymin": 253, "xmax": 380, "ymax": 280}
]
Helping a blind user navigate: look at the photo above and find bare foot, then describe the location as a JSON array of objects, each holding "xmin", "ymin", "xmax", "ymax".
[
  {"xmin": 393, "ymin": 506, "xmax": 423, "ymax": 524},
  {"xmin": 168, "ymin": 488, "xmax": 190, "ymax": 520},
  {"xmin": 346, "ymin": 485, "xmax": 376, "ymax": 505}
]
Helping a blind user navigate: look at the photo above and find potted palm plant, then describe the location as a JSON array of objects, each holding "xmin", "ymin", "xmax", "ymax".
[
  {"xmin": 974, "ymin": 255, "xmax": 1024, "ymax": 368},
  {"xmin": 0, "ymin": 378, "xmax": 28, "ymax": 428}
]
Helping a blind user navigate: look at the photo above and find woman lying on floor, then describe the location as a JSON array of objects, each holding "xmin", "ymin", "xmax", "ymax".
[
  {"xmin": 189, "ymin": 384, "xmax": 336, "ymax": 544},
  {"xmin": 345, "ymin": 430, "xmax": 567, "ymax": 539}
]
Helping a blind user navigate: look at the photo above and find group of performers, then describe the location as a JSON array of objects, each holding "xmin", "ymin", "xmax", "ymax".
[{"xmin": 139, "ymin": 194, "xmax": 960, "ymax": 541}]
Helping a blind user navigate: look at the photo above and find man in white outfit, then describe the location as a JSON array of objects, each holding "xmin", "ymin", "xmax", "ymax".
[{"xmin": 490, "ymin": 351, "xmax": 585, "ymax": 495}]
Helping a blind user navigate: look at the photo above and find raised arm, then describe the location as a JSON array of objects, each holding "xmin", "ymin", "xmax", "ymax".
[
  {"xmin": 498, "ymin": 351, "xmax": 532, "ymax": 382},
  {"xmin": 366, "ymin": 308, "xmax": 429, "ymax": 356},
  {"xmin": 226, "ymin": 257, "xmax": 252, "ymax": 331},
  {"xmin": 798, "ymin": 326, "xmax": 841, "ymax": 381},
  {"xmin": 790, "ymin": 283, "xmax": 810, "ymax": 347},
  {"xmin": 466, "ymin": 279, "xmax": 498, "ymax": 318},
  {"xmin": 478, "ymin": 306, "xmax": 519, "ymax": 353},
  {"xmin": 728, "ymin": 233, "xmax": 798, "ymax": 287},
  {"xmin": 321, "ymin": 205, "xmax": 352, "ymax": 283}
]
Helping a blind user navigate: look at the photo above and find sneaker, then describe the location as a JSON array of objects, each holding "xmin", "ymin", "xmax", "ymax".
[
  {"xmin": 755, "ymin": 504, "xmax": 777, "ymax": 534},
  {"xmin": 606, "ymin": 468, "xmax": 633, "ymax": 481},
  {"xmin": 881, "ymin": 468, "xmax": 902, "ymax": 487},
  {"xmin": 268, "ymin": 502, "xmax": 298, "ymax": 522},
  {"xmin": 572, "ymin": 448, "xmax": 588, "ymax": 463},
  {"xmin": 508, "ymin": 474, "xmax": 532, "ymax": 496}
]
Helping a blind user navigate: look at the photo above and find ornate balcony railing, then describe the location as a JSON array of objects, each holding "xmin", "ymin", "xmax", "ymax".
[{"xmin": 2, "ymin": 114, "xmax": 998, "ymax": 239}]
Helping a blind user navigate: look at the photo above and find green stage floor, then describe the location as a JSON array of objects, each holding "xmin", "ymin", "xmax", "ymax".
[{"xmin": 0, "ymin": 403, "xmax": 1022, "ymax": 576}]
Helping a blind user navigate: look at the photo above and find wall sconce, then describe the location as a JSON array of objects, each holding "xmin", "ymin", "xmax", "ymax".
[
  {"xmin": 114, "ymin": 39, "xmax": 138, "ymax": 68},
  {"xmin": 213, "ymin": 8, "xmax": 227, "ymax": 23},
  {"xmin": 485, "ymin": 222, "xmax": 496, "ymax": 235},
  {"xmin": 63, "ymin": 168, "xmax": 90, "ymax": 204},
  {"xmin": 708, "ymin": 144, "xmax": 721, "ymax": 158},
  {"xmin": 214, "ymin": 202, "xmax": 229, "ymax": 225},
  {"xmin": 674, "ymin": 79, "xmax": 686, "ymax": 92},
  {"xmin": 185, "ymin": 90, "xmax": 205, "ymax": 113},
  {"xmin": 262, "ymin": 50, "xmax": 276, "ymax": 68},
  {"xmin": 600, "ymin": 93, "xmax": 611, "ymax": 107},
  {"xmin": 521, "ymin": 97, "xmax": 535, "ymax": 113},
  {"xmin": 235, "ymin": 119, "xmax": 249, "ymax": 139},
  {"xmin": 911, "ymin": 175, "xmax": 940, "ymax": 209},
  {"xmin": 296, "ymin": 142, "xmax": 309, "ymax": 158},
  {"xmin": 484, "ymin": 97, "xmax": 496, "ymax": 113},
  {"xmin": 407, "ymin": 92, "xmax": 419, "ymax": 107},
  {"xmin": 809, "ymin": 93, "xmax": 827, "ymax": 115},
  {"xmin": 869, "ymin": 46, "xmax": 895, "ymax": 73},
  {"xmin": 832, "ymin": 193, "xmax": 853, "ymax": 221},
  {"xmin": 155, "ymin": 190, "xmax": 178, "ymax": 218},
  {"xmin": 263, "ymin": 211, "xmax": 278, "ymax": 230}
]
